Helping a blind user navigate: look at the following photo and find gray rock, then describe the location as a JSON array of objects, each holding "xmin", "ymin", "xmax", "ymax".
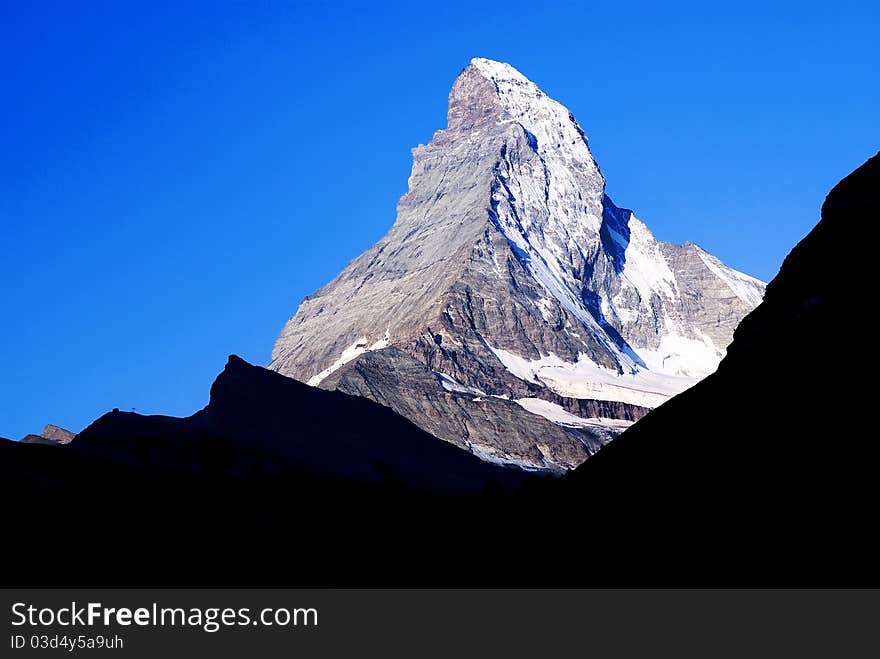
[
  {"xmin": 321, "ymin": 347, "xmax": 609, "ymax": 472},
  {"xmin": 20, "ymin": 424, "xmax": 76, "ymax": 446},
  {"xmin": 270, "ymin": 58, "xmax": 764, "ymax": 470},
  {"xmin": 41, "ymin": 424, "xmax": 76, "ymax": 444}
]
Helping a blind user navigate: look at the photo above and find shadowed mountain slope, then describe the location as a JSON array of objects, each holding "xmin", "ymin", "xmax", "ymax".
[
  {"xmin": 554, "ymin": 151, "xmax": 880, "ymax": 581},
  {"xmin": 69, "ymin": 355, "xmax": 531, "ymax": 493}
]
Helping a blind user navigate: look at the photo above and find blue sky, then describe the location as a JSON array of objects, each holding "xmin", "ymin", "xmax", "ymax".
[{"xmin": 1, "ymin": 1, "xmax": 877, "ymax": 438}]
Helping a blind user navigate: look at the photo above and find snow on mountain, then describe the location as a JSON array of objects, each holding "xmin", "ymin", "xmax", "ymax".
[
  {"xmin": 470, "ymin": 57, "xmax": 764, "ymax": 395},
  {"xmin": 307, "ymin": 330, "xmax": 389, "ymax": 386},
  {"xmin": 269, "ymin": 58, "xmax": 765, "ymax": 471}
]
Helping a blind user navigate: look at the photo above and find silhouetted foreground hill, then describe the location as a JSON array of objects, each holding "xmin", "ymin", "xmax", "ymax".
[
  {"xmin": 3, "ymin": 153, "xmax": 877, "ymax": 586},
  {"xmin": 70, "ymin": 355, "xmax": 529, "ymax": 493},
  {"xmin": 3, "ymin": 357, "xmax": 535, "ymax": 584},
  {"xmin": 558, "ymin": 151, "xmax": 879, "ymax": 582}
]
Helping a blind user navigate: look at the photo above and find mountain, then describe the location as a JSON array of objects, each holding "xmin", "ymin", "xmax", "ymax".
[
  {"xmin": 555, "ymin": 151, "xmax": 880, "ymax": 582},
  {"xmin": 270, "ymin": 58, "xmax": 765, "ymax": 471},
  {"xmin": 19, "ymin": 424, "xmax": 76, "ymax": 445},
  {"xmin": 66, "ymin": 355, "xmax": 529, "ymax": 493},
  {"xmin": 2, "ymin": 155, "xmax": 875, "ymax": 587},
  {"xmin": 1, "ymin": 354, "xmax": 539, "ymax": 585}
]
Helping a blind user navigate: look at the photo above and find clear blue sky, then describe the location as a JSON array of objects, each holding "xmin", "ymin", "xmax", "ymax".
[{"xmin": 1, "ymin": 1, "xmax": 877, "ymax": 438}]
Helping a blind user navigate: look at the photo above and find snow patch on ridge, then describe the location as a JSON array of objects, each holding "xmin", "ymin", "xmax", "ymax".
[
  {"xmin": 535, "ymin": 297, "xmax": 556, "ymax": 323},
  {"xmin": 466, "ymin": 443, "xmax": 561, "ymax": 473},
  {"xmin": 514, "ymin": 398, "xmax": 634, "ymax": 432},
  {"xmin": 487, "ymin": 343, "xmax": 699, "ymax": 408},
  {"xmin": 435, "ymin": 371, "xmax": 484, "ymax": 395},
  {"xmin": 307, "ymin": 330, "xmax": 390, "ymax": 386},
  {"xmin": 696, "ymin": 247, "xmax": 766, "ymax": 307},
  {"xmin": 617, "ymin": 216, "xmax": 679, "ymax": 304},
  {"xmin": 635, "ymin": 328, "xmax": 724, "ymax": 378}
]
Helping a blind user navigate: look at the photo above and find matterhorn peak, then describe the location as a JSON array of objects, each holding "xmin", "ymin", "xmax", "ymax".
[
  {"xmin": 468, "ymin": 57, "xmax": 535, "ymax": 86},
  {"xmin": 448, "ymin": 58, "xmax": 595, "ymax": 159},
  {"xmin": 270, "ymin": 58, "xmax": 765, "ymax": 472}
]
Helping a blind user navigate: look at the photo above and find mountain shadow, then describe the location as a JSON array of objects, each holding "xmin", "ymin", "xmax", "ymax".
[{"xmin": 598, "ymin": 194, "xmax": 632, "ymax": 274}]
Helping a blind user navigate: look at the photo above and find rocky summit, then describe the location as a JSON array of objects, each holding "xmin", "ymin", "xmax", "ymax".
[{"xmin": 270, "ymin": 58, "xmax": 765, "ymax": 472}]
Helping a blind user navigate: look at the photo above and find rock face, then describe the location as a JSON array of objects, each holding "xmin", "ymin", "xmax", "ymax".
[
  {"xmin": 270, "ymin": 58, "xmax": 764, "ymax": 471},
  {"xmin": 322, "ymin": 348, "xmax": 632, "ymax": 470},
  {"xmin": 19, "ymin": 424, "xmax": 76, "ymax": 445}
]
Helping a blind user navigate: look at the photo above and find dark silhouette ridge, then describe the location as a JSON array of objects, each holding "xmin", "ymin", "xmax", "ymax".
[
  {"xmin": 556, "ymin": 151, "xmax": 880, "ymax": 583},
  {"xmin": 2, "ymin": 357, "xmax": 536, "ymax": 585},
  {"xmin": 2, "ymin": 153, "xmax": 877, "ymax": 586},
  {"xmin": 69, "ymin": 354, "xmax": 532, "ymax": 493}
]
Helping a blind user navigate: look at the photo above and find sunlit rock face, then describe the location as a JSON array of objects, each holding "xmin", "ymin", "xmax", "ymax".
[{"xmin": 270, "ymin": 58, "xmax": 764, "ymax": 472}]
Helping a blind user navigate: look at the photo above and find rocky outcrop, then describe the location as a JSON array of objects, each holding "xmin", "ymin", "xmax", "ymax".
[
  {"xmin": 270, "ymin": 58, "xmax": 764, "ymax": 470},
  {"xmin": 67, "ymin": 355, "xmax": 528, "ymax": 493},
  {"xmin": 19, "ymin": 424, "xmax": 76, "ymax": 445},
  {"xmin": 321, "ymin": 348, "xmax": 612, "ymax": 471},
  {"xmin": 42, "ymin": 424, "xmax": 76, "ymax": 443}
]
